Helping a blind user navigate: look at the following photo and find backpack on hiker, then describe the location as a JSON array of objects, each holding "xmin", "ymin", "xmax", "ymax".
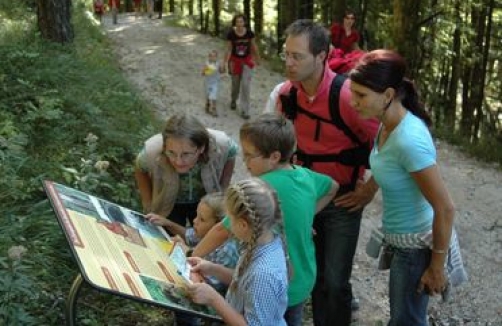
[
  {"xmin": 279, "ymin": 74, "xmax": 371, "ymax": 188},
  {"xmin": 327, "ymin": 48, "xmax": 365, "ymax": 75}
]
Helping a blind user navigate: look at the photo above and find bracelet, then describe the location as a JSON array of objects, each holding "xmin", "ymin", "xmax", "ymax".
[
  {"xmin": 431, "ymin": 248, "xmax": 447, "ymax": 254},
  {"xmin": 186, "ymin": 248, "xmax": 194, "ymax": 257}
]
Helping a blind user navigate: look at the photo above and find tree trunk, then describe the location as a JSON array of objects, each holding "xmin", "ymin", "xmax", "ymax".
[
  {"xmin": 243, "ymin": 0, "xmax": 251, "ymax": 25},
  {"xmin": 472, "ymin": 0, "xmax": 494, "ymax": 141},
  {"xmin": 392, "ymin": 0, "xmax": 421, "ymax": 77},
  {"xmin": 198, "ymin": 0, "xmax": 202, "ymax": 30},
  {"xmin": 445, "ymin": 0, "xmax": 461, "ymax": 130},
  {"xmin": 253, "ymin": 0, "xmax": 263, "ymax": 36},
  {"xmin": 277, "ymin": 0, "xmax": 297, "ymax": 54},
  {"xmin": 212, "ymin": 0, "xmax": 220, "ymax": 35},
  {"xmin": 331, "ymin": 0, "xmax": 346, "ymax": 24},
  {"xmin": 188, "ymin": 0, "xmax": 194, "ymax": 15},
  {"xmin": 319, "ymin": 0, "xmax": 331, "ymax": 26},
  {"xmin": 37, "ymin": 0, "xmax": 74, "ymax": 43},
  {"xmin": 299, "ymin": 0, "xmax": 313, "ymax": 19},
  {"xmin": 169, "ymin": 0, "xmax": 175, "ymax": 13}
]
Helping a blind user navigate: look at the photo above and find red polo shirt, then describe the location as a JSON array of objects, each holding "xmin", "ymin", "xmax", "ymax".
[{"xmin": 277, "ymin": 66, "xmax": 378, "ymax": 186}]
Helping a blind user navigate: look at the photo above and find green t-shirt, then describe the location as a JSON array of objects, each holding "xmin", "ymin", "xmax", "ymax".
[{"xmin": 223, "ymin": 166, "xmax": 333, "ymax": 306}]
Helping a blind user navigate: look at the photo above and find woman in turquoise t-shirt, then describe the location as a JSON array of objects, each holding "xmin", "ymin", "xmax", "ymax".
[{"xmin": 349, "ymin": 50, "xmax": 462, "ymax": 325}]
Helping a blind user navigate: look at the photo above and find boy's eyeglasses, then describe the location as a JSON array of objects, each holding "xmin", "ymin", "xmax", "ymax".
[
  {"xmin": 279, "ymin": 51, "xmax": 309, "ymax": 62},
  {"xmin": 164, "ymin": 150, "xmax": 199, "ymax": 162},
  {"xmin": 242, "ymin": 153, "xmax": 262, "ymax": 162}
]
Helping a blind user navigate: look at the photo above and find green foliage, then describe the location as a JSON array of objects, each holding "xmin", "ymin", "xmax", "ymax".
[
  {"xmin": 0, "ymin": 247, "xmax": 37, "ymax": 326},
  {"xmin": 0, "ymin": 0, "xmax": 168, "ymax": 324}
]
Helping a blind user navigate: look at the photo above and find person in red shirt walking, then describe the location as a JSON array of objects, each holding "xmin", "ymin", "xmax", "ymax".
[
  {"xmin": 93, "ymin": 0, "xmax": 104, "ymax": 22},
  {"xmin": 108, "ymin": 0, "xmax": 120, "ymax": 24},
  {"xmin": 224, "ymin": 14, "xmax": 261, "ymax": 120},
  {"xmin": 330, "ymin": 10, "xmax": 360, "ymax": 54}
]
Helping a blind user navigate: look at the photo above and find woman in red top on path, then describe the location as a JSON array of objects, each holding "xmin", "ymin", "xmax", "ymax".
[
  {"xmin": 330, "ymin": 10, "xmax": 360, "ymax": 54},
  {"xmin": 225, "ymin": 14, "xmax": 261, "ymax": 120}
]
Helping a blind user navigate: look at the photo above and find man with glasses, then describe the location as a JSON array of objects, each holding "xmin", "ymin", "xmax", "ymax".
[{"xmin": 265, "ymin": 19, "xmax": 378, "ymax": 326}]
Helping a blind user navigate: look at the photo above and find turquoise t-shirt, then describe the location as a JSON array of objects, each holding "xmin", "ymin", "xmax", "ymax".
[
  {"xmin": 370, "ymin": 112, "xmax": 436, "ymax": 234},
  {"xmin": 223, "ymin": 166, "xmax": 333, "ymax": 306}
]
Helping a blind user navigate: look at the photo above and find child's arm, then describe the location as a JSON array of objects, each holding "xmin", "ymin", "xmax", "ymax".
[
  {"xmin": 192, "ymin": 221, "xmax": 231, "ymax": 257},
  {"xmin": 316, "ymin": 180, "xmax": 339, "ymax": 213},
  {"xmin": 188, "ymin": 257, "xmax": 234, "ymax": 284},
  {"xmin": 145, "ymin": 213, "xmax": 186, "ymax": 238},
  {"xmin": 187, "ymin": 283, "xmax": 247, "ymax": 326}
]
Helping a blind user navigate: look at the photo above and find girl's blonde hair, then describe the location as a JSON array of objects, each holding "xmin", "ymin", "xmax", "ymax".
[
  {"xmin": 225, "ymin": 178, "xmax": 288, "ymax": 291},
  {"xmin": 200, "ymin": 192, "xmax": 225, "ymax": 222}
]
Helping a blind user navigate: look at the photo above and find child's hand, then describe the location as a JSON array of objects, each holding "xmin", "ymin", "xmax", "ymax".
[
  {"xmin": 187, "ymin": 257, "xmax": 213, "ymax": 275},
  {"xmin": 145, "ymin": 213, "xmax": 169, "ymax": 226},
  {"xmin": 186, "ymin": 282, "xmax": 219, "ymax": 305},
  {"xmin": 172, "ymin": 235, "xmax": 189, "ymax": 252}
]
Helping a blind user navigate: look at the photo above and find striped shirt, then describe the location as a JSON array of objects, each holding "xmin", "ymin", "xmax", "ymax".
[{"xmin": 185, "ymin": 228, "xmax": 239, "ymax": 294}]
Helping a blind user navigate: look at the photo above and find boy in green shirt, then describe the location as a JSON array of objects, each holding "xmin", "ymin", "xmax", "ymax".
[{"xmin": 192, "ymin": 113, "xmax": 339, "ymax": 326}]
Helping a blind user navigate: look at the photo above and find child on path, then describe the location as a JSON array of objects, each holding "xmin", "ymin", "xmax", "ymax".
[
  {"xmin": 201, "ymin": 50, "xmax": 224, "ymax": 117},
  {"xmin": 191, "ymin": 113, "xmax": 339, "ymax": 326},
  {"xmin": 187, "ymin": 178, "xmax": 289, "ymax": 326}
]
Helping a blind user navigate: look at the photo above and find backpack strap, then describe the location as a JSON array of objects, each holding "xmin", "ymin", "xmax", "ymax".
[
  {"xmin": 328, "ymin": 74, "xmax": 363, "ymax": 146},
  {"xmin": 280, "ymin": 77, "xmax": 370, "ymax": 187}
]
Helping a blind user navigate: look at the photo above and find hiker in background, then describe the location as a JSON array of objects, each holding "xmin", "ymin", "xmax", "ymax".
[
  {"xmin": 146, "ymin": 0, "xmax": 154, "ymax": 18},
  {"xmin": 93, "ymin": 0, "xmax": 105, "ymax": 22},
  {"xmin": 349, "ymin": 49, "xmax": 467, "ymax": 325},
  {"xmin": 201, "ymin": 49, "xmax": 224, "ymax": 117},
  {"xmin": 133, "ymin": 0, "xmax": 142, "ymax": 18},
  {"xmin": 134, "ymin": 113, "xmax": 237, "ymax": 233},
  {"xmin": 108, "ymin": 0, "xmax": 120, "ymax": 24},
  {"xmin": 155, "ymin": 0, "xmax": 163, "ymax": 19},
  {"xmin": 225, "ymin": 13, "xmax": 261, "ymax": 120},
  {"xmin": 187, "ymin": 178, "xmax": 289, "ymax": 326},
  {"xmin": 330, "ymin": 10, "xmax": 360, "ymax": 54},
  {"xmin": 265, "ymin": 19, "xmax": 378, "ymax": 326}
]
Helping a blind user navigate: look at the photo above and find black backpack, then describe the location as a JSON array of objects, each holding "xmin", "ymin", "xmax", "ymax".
[{"xmin": 279, "ymin": 74, "xmax": 371, "ymax": 188}]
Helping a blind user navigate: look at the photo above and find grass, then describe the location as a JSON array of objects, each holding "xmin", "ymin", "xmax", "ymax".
[{"xmin": 0, "ymin": 1, "xmax": 170, "ymax": 325}]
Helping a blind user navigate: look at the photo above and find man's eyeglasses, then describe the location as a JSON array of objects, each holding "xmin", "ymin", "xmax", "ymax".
[
  {"xmin": 164, "ymin": 149, "xmax": 199, "ymax": 162},
  {"xmin": 279, "ymin": 51, "xmax": 309, "ymax": 62}
]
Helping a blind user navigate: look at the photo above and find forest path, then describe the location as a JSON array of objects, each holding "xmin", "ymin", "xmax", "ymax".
[{"xmin": 102, "ymin": 13, "xmax": 502, "ymax": 325}]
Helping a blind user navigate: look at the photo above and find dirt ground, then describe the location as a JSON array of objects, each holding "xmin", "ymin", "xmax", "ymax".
[{"xmin": 102, "ymin": 13, "xmax": 502, "ymax": 325}]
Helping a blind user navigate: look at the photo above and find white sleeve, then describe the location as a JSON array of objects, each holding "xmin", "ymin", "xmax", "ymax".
[{"xmin": 263, "ymin": 82, "xmax": 285, "ymax": 113}]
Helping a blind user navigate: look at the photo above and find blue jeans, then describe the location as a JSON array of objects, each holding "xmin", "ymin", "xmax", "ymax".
[
  {"xmin": 312, "ymin": 202, "xmax": 362, "ymax": 326},
  {"xmin": 284, "ymin": 301, "xmax": 305, "ymax": 326},
  {"xmin": 388, "ymin": 247, "xmax": 430, "ymax": 326}
]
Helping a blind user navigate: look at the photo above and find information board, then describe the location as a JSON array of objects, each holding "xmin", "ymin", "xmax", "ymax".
[{"xmin": 43, "ymin": 180, "xmax": 220, "ymax": 321}]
